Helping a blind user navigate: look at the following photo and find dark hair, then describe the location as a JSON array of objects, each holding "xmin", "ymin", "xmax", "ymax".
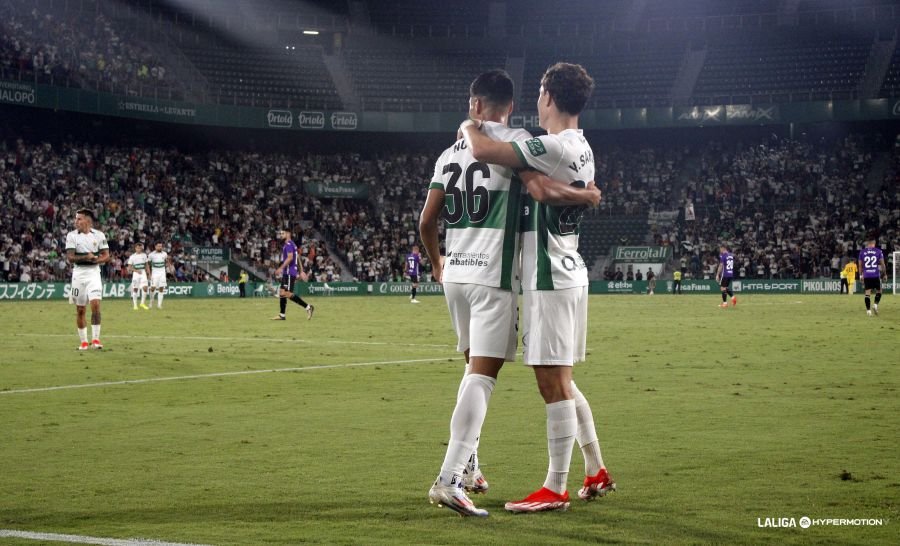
[
  {"xmin": 866, "ymin": 229, "xmax": 878, "ymax": 242},
  {"xmin": 540, "ymin": 62, "xmax": 594, "ymax": 115},
  {"xmin": 470, "ymin": 69, "xmax": 515, "ymax": 110},
  {"xmin": 76, "ymin": 208, "xmax": 95, "ymax": 221}
]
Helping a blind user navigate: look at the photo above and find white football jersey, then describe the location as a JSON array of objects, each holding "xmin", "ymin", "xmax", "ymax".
[
  {"xmin": 127, "ymin": 252, "xmax": 149, "ymax": 274},
  {"xmin": 148, "ymin": 251, "xmax": 168, "ymax": 274},
  {"xmin": 65, "ymin": 228, "xmax": 109, "ymax": 272},
  {"xmin": 429, "ymin": 122, "xmax": 532, "ymax": 290},
  {"xmin": 511, "ymin": 129, "xmax": 593, "ymax": 291}
]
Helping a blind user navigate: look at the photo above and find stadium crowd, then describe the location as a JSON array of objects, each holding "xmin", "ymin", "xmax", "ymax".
[
  {"xmin": 0, "ymin": 0, "xmax": 171, "ymax": 96},
  {"xmin": 668, "ymin": 134, "xmax": 898, "ymax": 280},
  {"xmin": 1, "ymin": 129, "xmax": 897, "ymax": 285},
  {"xmin": 0, "ymin": 131, "xmax": 444, "ymax": 285}
]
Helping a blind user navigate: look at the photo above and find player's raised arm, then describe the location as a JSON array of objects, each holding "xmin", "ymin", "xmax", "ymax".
[
  {"xmin": 419, "ymin": 187, "xmax": 445, "ymax": 284},
  {"xmin": 519, "ymin": 171, "xmax": 601, "ymax": 207},
  {"xmin": 459, "ymin": 119, "xmax": 525, "ymax": 169}
]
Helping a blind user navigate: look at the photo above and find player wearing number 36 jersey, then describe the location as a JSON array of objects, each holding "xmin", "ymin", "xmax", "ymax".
[
  {"xmin": 431, "ymin": 121, "xmax": 529, "ymax": 291},
  {"xmin": 420, "ymin": 69, "xmax": 600, "ymax": 518},
  {"xmin": 458, "ymin": 63, "xmax": 612, "ymax": 514}
]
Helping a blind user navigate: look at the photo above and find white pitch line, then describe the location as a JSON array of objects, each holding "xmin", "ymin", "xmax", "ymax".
[
  {"xmin": 11, "ymin": 332, "xmax": 454, "ymax": 348},
  {"xmin": 0, "ymin": 356, "xmax": 457, "ymax": 395},
  {"xmin": 0, "ymin": 529, "xmax": 212, "ymax": 546}
]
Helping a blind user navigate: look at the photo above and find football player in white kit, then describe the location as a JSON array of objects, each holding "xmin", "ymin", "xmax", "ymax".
[
  {"xmin": 421, "ymin": 69, "xmax": 600, "ymax": 517},
  {"xmin": 126, "ymin": 243, "xmax": 150, "ymax": 310},
  {"xmin": 65, "ymin": 209, "xmax": 110, "ymax": 350},
  {"xmin": 147, "ymin": 242, "xmax": 170, "ymax": 309},
  {"xmin": 460, "ymin": 63, "xmax": 615, "ymax": 513}
]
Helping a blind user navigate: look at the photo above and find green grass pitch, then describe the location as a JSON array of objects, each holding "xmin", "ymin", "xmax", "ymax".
[{"xmin": 1, "ymin": 294, "xmax": 897, "ymax": 545}]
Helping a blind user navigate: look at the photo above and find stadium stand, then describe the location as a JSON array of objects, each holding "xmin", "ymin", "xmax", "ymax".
[
  {"xmin": 6, "ymin": 0, "xmax": 895, "ymax": 111},
  {"xmin": 345, "ymin": 48, "xmax": 507, "ymax": 112},
  {"xmin": 181, "ymin": 42, "xmax": 341, "ymax": 109},
  {"xmin": 2, "ymin": 0, "xmax": 899, "ymax": 286},
  {"xmin": 693, "ymin": 35, "xmax": 871, "ymax": 104},
  {"xmin": 521, "ymin": 42, "xmax": 685, "ymax": 108},
  {"xmin": 0, "ymin": 138, "xmax": 348, "ymax": 283},
  {"xmin": 878, "ymin": 45, "xmax": 900, "ymax": 98},
  {"xmin": 0, "ymin": 0, "xmax": 179, "ymax": 98},
  {"xmin": 672, "ymin": 134, "xmax": 897, "ymax": 280},
  {"xmin": 506, "ymin": 0, "xmax": 628, "ymax": 36},
  {"xmin": 367, "ymin": 0, "xmax": 489, "ymax": 38},
  {"xmin": 3, "ymin": 121, "xmax": 896, "ymax": 286}
]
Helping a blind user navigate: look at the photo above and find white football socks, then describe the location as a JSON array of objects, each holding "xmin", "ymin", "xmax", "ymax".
[
  {"xmin": 91, "ymin": 325, "xmax": 101, "ymax": 340},
  {"xmin": 157, "ymin": 292, "xmax": 164, "ymax": 308},
  {"xmin": 543, "ymin": 399, "xmax": 577, "ymax": 494},
  {"xmin": 132, "ymin": 292, "xmax": 138, "ymax": 307},
  {"xmin": 78, "ymin": 328, "xmax": 88, "ymax": 343},
  {"xmin": 457, "ymin": 362, "xmax": 471, "ymax": 400},
  {"xmin": 457, "ymin": 363, "xmax": 482, "ymax": 470},
  {"xmin": 140, "ymin": 290, "xmax": 146, "ymax": 305},
  {"xmin": 439, "ymin": 373, "xmax": 495, "ymax": 485},
  {"xmin": 571, "ymin": 381, "xmax": 605, "ymax": 476}
]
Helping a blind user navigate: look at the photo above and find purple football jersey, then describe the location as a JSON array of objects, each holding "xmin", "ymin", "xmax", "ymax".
[
  {"xmin": 406, "ymin": 253, "xmax": 420, "ymax": 276},
  {"xmin": 720, "ymin": 251, "xmax": 735, "ymax": 278},
  {"xmin": 858, "ymin": 247, "xmax": 883, "ymax": 278},
  {"xmin": 282, "ymin": 240, "xmax": 299, "ymax": 277}
]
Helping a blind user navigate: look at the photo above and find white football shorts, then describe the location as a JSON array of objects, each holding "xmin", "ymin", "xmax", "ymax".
[
  {"xmin": 131, "ymin": 272, "xmax": 148, "ymax": 291},
  {"xmin": 150, "ymin": 272, "xmax": 167, "ymax": 289},
  {"xmin": 70, "ymin": 268, "xmax": 103, "ymax": 306},
  {"xmin": 522, "ymin": 285, "xmax": 588, "ymax": 366},
  {"xmin": 443, "ymin": 282, "xmax": 517, "ymax": 362}
]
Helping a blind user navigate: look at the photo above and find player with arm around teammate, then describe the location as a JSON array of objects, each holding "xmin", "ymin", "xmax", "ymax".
[
  {"xmin": 420, "ymin": 69, "xmax": 600, "ymax": 518},
  {"xmin": 65, "ymin": 208, "xmax": 110, "ymax": 350},
  {"xmin": 126, "ymin": 243, "xmax": 150, "ymax": 310},
  {"xmin": 458, "ymin": 63, "xmax": 614, "ymax": 513},
  {"xmin": 716, "ymin": 245, "xmax": 737, "ymax": 308},
  {"xmin": 858, "ymin": 233, "xmax": 887, "ymax": 316}
]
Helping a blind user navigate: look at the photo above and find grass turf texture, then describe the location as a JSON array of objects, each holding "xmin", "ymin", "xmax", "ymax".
[{"xmin": 1, "ymin": 295, "xmax": 897, "ymax": 545}]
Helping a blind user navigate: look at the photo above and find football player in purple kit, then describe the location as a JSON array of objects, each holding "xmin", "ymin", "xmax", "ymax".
[
  {"xmin": 716, "ymin": 244, "xmax": 737, "ymax": 308},
  {"xmin": 858, "ymin": 232, "xmax": 887, "ymax": 317},
  {"xmin": 407, "ymin": 245, "xmax": 422, "ymax": 304},
  {"xmin": 272, "ymin": 228, "xmax": 314, "ymax": 321}
]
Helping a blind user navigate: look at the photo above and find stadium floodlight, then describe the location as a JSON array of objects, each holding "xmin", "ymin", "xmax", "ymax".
[{"xmin": 303, "ymin": 30, "xmax": 319, "ymax": 35}]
